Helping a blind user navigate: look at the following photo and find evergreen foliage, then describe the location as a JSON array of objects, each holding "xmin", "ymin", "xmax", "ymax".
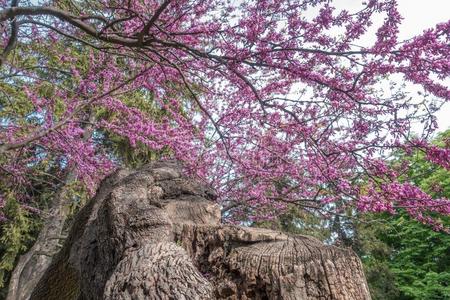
[{"xmin": 358, "ymin": 131, "xmax": 450, "ymax": 300}]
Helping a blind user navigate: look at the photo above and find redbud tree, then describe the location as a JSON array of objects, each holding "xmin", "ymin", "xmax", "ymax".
[{"xmin": 0, "ymin": 0, "xmax": 449, "ymax": 229}]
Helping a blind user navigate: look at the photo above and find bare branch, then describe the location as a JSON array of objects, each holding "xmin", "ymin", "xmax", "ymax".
[{"xmin": 137, "ymin": 0, "xmax": 171, "ymax": 44}]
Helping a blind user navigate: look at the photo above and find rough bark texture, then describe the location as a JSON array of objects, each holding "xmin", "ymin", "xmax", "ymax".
[{"xmin": 28, "ymin": 161, "xmax": 371, "ymax": 300}]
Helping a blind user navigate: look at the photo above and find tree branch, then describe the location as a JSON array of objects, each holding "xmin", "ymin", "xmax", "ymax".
[
  {"xmin": 0, "ymin": 0, "xmax": 19, "ymax": 66},
  {"xmin": 137, "ymin": 0, "xmax": 171, "ymax": 44}
]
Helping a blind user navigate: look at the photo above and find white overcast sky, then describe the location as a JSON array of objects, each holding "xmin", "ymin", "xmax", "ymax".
[
  {"xmin": 332, "ymin": 1, "xmax": 450, "ymax": 132},
  {"xmin": 310, "ymin": 1, "xmax": 450, "ymax": 132},
  {"xmin": 396, "ymin": 0, "xmax": 450, "ymax": 132}
]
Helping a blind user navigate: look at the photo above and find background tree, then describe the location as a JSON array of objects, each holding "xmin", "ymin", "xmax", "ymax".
[
  {"xmin": 356, "ymin": 130, "xmax": 450, "ymax": 300},
  {"xmin": 359, "ymin": 213, "xmax": 450, "ymax": 300}
]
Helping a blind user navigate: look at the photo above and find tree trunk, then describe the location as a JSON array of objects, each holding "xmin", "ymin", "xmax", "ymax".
[
  {"xmin": 28, "ymin": 161, "xmax": 371, "ymax": 300},
  {"xmin": 6, "ymin": 171, "xmax": 75, "ymax": 300},
  {"xmin": 6, "ymin": 112, "xmax": 96, "ymax": 300}
]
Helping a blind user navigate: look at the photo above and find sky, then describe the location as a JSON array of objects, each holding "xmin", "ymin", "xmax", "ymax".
[
  {"xmin": 395, "ymin": 0, "xmax": 450, "ymax": 132},
  {"xmin": 307, "ymin": 1, "xmax": 450, "ymax": 133}
]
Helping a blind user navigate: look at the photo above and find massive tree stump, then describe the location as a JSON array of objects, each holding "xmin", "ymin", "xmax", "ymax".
[{"xmin": 30, "ymin": 161, "xmax": 371, "ymax": 299}]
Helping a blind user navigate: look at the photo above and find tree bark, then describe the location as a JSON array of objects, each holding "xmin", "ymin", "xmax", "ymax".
[{"xmin": 28, "ymin": 161, "xmax": 371, "ymax": 300}]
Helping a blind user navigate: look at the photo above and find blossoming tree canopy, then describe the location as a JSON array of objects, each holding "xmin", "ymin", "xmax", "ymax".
[{"xmin": 0, "ymin": 0, "xmax": 449, "ymax": 228}]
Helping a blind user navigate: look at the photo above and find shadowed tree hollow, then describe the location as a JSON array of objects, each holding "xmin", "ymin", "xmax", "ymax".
[{"xmin": 30, "ymin": 161, "xmax": 371, "ymax": 299}]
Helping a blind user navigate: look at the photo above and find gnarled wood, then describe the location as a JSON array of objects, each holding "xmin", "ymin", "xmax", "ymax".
[{"xmin": 29, "ymin": 161, "xmax": 371, "ymax": 300}]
